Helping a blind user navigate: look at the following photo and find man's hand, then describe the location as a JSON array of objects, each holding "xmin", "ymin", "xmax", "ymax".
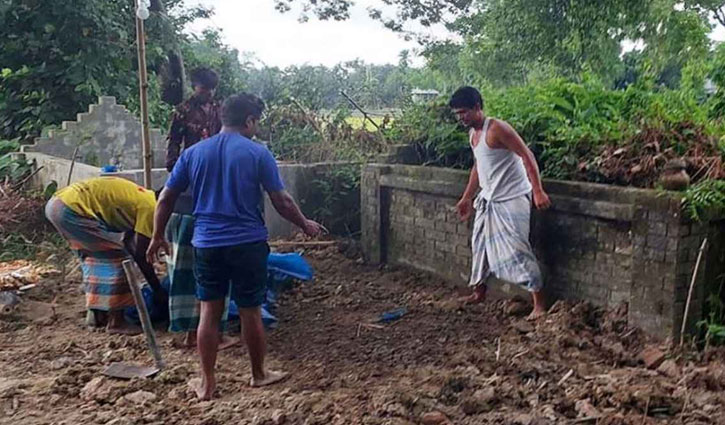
[
  {"xmin": 146, "ymin": 236, "xmax": 170, "ymax": 264},
  {"xmin": 456, "ymin": 197, "xmax": 474, "ymax": 221},
  {"xmin": 302, "ymin": 219, "xmax": 327, "ymax": 237},
  {"xmin": 533, "ymin": 189, "xmax": 551, "ymax": 210}
]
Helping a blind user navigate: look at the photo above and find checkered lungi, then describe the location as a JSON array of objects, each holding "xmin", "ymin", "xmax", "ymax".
[
  {"xmin": 45, "ymin": 197, "xmax": 134, "ymax": 311},
  {"xmin": 165, "ymin": 213, "xmax": 229, "ymax": 332}
]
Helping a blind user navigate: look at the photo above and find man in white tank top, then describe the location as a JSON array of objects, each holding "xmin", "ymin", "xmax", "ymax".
[{"xmin": 449, "ymin": 86, "xmax": 551, "ymax": 319}]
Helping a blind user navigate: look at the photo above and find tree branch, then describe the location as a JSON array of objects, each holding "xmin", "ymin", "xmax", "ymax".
[{"xmin": 712, "ymin": 7, "xmax": 725, "ymax": 28}]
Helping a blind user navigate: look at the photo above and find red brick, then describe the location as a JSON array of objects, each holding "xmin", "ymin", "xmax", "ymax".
[{"xmin": 639, "ymin": 346, "xmax": 665, "ymax": 369}]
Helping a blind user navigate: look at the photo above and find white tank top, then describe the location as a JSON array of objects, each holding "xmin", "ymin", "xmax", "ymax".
[{"xmin": 471, "ymin": 118, "xmax": 532, "ymax": 202}]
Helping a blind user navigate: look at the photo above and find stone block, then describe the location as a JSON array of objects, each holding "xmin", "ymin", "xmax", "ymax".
[
  {"xmin": 644, "ymin": 247, "xmax": 665, "ymax": 262},
  {"xmin": 427, "ymin": 229, "xmax": 446, "ymax": 242},
  {"xmin": 435, "ymin": 240, "xmax": 455, "ymax": 253},
  {"xmin": 594, "ymin": 262, "xmax": 613, "ymax": 276},
  {"xmin": 648, "ymin": 221, "xmax": 667, "ymax": 236},
  {"xmin": 414, "ymin": 217, "xmax": 435, "ymax": 229},
  {"xmin": 610, "ymin": 290, "xmax": 630, "ymax": 305},
  {"xmin": 611, "ymin": 267, "xmax": 631, "ymax": 282},
  {"xmin": 646, "ymin": 235, "xmax": 667, "ymax": 251},
  {"xmin": 457, "ymin": 223, "xmax": 471, "ymax": 236},
  {"xmin": 434, "ymin": 221, "xmax": 456, "ymax": 233},
  {"xmin": 456, "ymin": 245, "xmax": 471, "ymax": 256},
  {"xmin": 632, "ymin": 234, "xmax": 646, "ymax": 249}
]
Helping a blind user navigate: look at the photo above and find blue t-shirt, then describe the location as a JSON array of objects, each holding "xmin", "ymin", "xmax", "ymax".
[{"xmin": 165, "ymin": 132, "xmax": 285, "ymax": 248}]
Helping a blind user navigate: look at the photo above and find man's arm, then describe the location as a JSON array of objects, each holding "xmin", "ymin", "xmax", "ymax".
[
  {"xmin": 461, "ymin": 161, "xmax": 479, "ymax": 202},
  {"xmin": 131, "ymin": 234, "xmax": 162, "ymax": 289},
  {"xmin": 165, "ymin": 111, "xmax": 185, "ymax": 172},
  {"xmin": 268, "ymin": 190, "xmax": 324, "ymax": 236},
  {"xmin": 493, "ymin": 120, "xmax": 551, "ymax": 209},
  {"xmin": 146, "ymin": 187, "xmax": 182, "ymax": 263},
  {"xmin": 456, "ymin": 161, "xmax": 479, "ymax": 221}
]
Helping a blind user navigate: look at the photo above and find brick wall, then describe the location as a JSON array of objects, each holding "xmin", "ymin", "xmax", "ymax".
[{"xmin": 362, "ymin": 164, "xmax": 725, "ymax": 339}]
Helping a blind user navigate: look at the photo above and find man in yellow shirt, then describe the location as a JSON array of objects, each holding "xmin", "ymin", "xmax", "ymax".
[{"xmin": 45, "ymin": 177, "xmax": 167, "ymax": 334}]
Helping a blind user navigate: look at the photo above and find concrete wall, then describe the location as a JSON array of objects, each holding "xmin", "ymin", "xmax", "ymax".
[
  {"xmin": 21, "ymin": 154, "xmax": 361, "ymax": 241},
  {"xmin": 18, "ymin": 152, "xmax": 101, "ymax": 190},
  {"xmin": 21, "ymin": 96, "xmax": 165, "ymax": 170},
  {"xmin": 17, "ymin": 152, "xmax": 170, "ymax": 192},
  {"xmin": 361, "ymin": 164, "xmax": 725, "ymax": 339},
  {"xmin": 105, "ymin": 168, "xmax": 170, "ymax": 191},
  {"xmin": 265, "ymin": 162, "xmax": 361, "ymax": 239}
]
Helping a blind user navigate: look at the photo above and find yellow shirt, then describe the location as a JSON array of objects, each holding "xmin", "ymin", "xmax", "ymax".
[{"xmin": 55, "ymin": 177, "xmax": 156, "ymax": 238}]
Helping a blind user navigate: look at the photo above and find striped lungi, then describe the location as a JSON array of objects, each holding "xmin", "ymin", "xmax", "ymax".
[
  {"xmin": 469, "ymin": 192, "xmax": 543, "ymax": 292},
  {"xmin": 165, "ymin": 213, "xmax": 229, "ymax": 332},
  {"xmin": 45, "ymin": 197, "xmax": 134, "ymax": 311}
]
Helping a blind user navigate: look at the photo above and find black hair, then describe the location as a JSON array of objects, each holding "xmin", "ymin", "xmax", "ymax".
[
  {"xmin": 449, "ymin": 86, "xmax": 483, "ymax": 110},
  {"xmin": 190, "ymin": 67, "xmax": 219, "ymax": 90},
  {"xmin": 221, "ymin": 93, "xmax": 265, "ymax": 127}
]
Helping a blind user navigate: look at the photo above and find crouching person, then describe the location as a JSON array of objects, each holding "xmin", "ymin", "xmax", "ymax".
[{"xmin": 46, "ymin": 177, "xmax": 168, "ymax": 334}]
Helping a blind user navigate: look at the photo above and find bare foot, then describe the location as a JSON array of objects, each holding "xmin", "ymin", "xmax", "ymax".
[
  {"xmin": 184, "ymin": 331, "xmax": 196, "ymax": 348},
  {"xmin": 188, "ymin": 377, "xmax": 215, "ymax": 400},
  {"xmin": 527, "ymin": 290, "xmax": 546, "ymax": 321},
  {"xmin": 86, "ymin": 310, "xmax": 108, "ymax": 328},
  {"xmin": 219, "ymin": 334, "xmax": 240, "ymax": 351},
  {"xmin": 172, "ymin": 333, "xmax": 196, "ymax": 349},
  {"xmin": 458, "ymin": 285, "xmax": 487, "ymax": 305},
  {"xmin": 526, "ymin": 308, "xmax": 546, "ymax": 321},
  {"xmin": 250, "ymin": 370, "xmax": 288, "ymax": 388},
  {"xmin": 107, "ymin": 322, "xmax": 143, "ymax": 335}
]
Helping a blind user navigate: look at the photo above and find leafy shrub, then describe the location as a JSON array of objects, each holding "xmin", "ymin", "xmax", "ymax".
[
  {"xmin": 387, "ymin": 75, "xmax": 725, "ymax": 186},
  {"xmin": 258, "ymin": 105, "xmax": 391, "ymax": 163},
  {"xmin": 683, "ymin": 179, "xmax": 725, "ymax": 221},
  {"xmin": 0, "ymin": 139, "xmax": 32, "ymax": 184}
]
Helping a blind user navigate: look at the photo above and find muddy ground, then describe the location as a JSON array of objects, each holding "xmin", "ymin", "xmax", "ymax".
[{"xmin": 1, "ymin": 243, "xmax": 725, "ymax": 425}]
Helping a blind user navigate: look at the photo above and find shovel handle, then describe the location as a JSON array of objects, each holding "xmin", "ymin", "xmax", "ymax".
[{"xmin": 122, "ymin": 260, "xmax": 165, "ymax": 370}]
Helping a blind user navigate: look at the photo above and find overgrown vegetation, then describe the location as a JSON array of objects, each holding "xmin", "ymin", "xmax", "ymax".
[
  {"xmin": 0, "ymin": 139, "xmax": 32, "ymax": 185},
  {"xmin": 308, "ymin": 164, "xmax": 361, "ymax": 236},
  {"xmin": 698, "ymin": 283, "xmax": 725, "ymax": 347},
  {"xmin": 258, "ymin": 105, "xmax": 391, "ymax": 163},
  {"xmin": 683, "ymin": 179, "xmax": 725, "ymax": 221},
  {"xmin": 389, "ymin": 70, "xmax": 725, "ymax": 179}
]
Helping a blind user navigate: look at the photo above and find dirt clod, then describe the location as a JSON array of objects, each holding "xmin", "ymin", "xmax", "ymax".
[
  {"xmin": 639, "ymin": 346, "xmax": 666, "ymax": 369},
  {"xmin": 421, "ymin": 411, "xmax": 449, "ymax": 425}
]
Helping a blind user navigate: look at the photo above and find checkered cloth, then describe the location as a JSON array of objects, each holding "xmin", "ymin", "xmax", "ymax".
[
  {"xmin": 45, "ymin": 197, "xmax": 134, "ymax": 311},
  {"xmin": 470, "ymin": 193, "xmax": 543, "ymax": 292},
  {"xmin": 165, "ymin": 213, "xmax": 229, "ymax": 332}
]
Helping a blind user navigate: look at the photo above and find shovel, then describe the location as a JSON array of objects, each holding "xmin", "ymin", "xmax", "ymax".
[{"xmin": 102, "ymin": 260, "xmax": 165, "ymax": 379}]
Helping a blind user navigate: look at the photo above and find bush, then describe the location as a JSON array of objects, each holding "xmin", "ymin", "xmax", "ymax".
[
  {"xmin": 258, "ymin": 105, "xmax": 391, "ymax": 163},
  {"xmin": 0, "ymin": 139, "xmax": 32, "ymax": 185},
  {"xmin": 387, "ymin": 75, "xmax": 725, "ymax": 187}
]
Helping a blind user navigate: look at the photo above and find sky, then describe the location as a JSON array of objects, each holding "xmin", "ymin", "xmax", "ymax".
[
  {"xmin": 184, "ymin": 0, "xmax": 446, "ymax": 68},
  {"xmin": 185, "ymin": 0, "xmax": 725, "ymax": 69}
]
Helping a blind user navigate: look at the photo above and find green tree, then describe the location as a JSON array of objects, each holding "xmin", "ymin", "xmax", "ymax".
[
  {"xmin": 0, "ymin": 0, "xmax": 229, "ymax": 140},
  {"xmin": 0, "ymin": 1, "xmax": 138, "ymax": 140}
]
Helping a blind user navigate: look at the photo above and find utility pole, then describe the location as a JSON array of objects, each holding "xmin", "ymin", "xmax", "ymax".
[{"xmin": 135, "ymin": 0, "xmax": 153, "ymax": 188}]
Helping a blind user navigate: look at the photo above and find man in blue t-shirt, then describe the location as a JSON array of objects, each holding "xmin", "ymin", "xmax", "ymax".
[{"xmin": 147, "ymin": 93, "xmax": 324, "ymax": 400}]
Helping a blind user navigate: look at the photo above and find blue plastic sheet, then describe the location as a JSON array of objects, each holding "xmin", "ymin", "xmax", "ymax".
[
  {"xmin": 125, "ymin": 253, "xmax": 313, "ymax": 329},
  {"xmin": 228, "ymin": 253, "xmax": 314, "ymax": 329},
  {"xmin": 124, "ymin": 276, "xmax": 170, "ymax": 323}
]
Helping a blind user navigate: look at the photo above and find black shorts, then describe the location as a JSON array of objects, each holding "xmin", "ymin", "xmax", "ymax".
[{"xmin": 194, "ymin": 241, "xmax": 269, "ymax": 309}]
